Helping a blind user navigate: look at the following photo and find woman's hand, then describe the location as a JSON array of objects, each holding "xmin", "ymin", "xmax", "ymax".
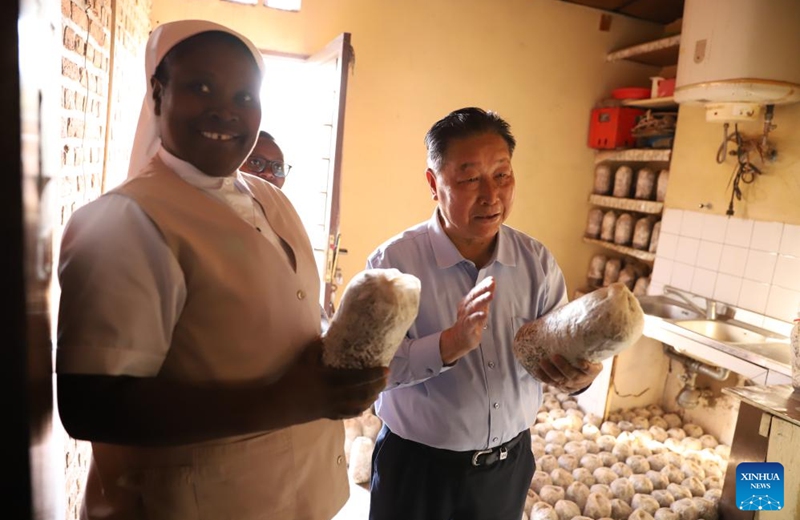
[{"xmin": 278, "ymin": 339, "xmax": 389, "ymax": 422}]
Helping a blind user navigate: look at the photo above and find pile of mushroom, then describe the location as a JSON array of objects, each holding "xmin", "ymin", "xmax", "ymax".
[{"xmin": 523, "ymin": 386, "xmax": 728, "ymax": 520}]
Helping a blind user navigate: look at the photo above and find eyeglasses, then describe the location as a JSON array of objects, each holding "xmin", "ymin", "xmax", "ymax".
[{"xmin": 244, "ymin": 157, "xmax": 293, "ymax": 178}]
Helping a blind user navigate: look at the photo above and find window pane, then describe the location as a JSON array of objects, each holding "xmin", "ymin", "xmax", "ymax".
[{"xmin": 264, "ymin": 0, "xmax": 301, "ymax": 11}]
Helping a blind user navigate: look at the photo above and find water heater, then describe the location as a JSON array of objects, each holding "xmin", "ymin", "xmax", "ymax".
[{"xmin": 674, "ymin": 0, "xmax": 800, "ymax": 122}]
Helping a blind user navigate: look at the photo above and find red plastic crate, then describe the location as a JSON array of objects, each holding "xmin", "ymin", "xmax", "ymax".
[{"xmin": 588, "ymin": 107, "xmax": 645, "ymax": 149}]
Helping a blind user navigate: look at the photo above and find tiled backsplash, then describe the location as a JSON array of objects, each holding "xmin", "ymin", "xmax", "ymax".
[{"xmin": 649, "ymin": 209, "xmax": 800, "ymax": 325}]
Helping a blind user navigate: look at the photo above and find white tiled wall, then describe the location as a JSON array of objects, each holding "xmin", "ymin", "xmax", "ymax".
[{"xmin": 650, "ymin": 209, "xmax": 800, "ymax": 323}]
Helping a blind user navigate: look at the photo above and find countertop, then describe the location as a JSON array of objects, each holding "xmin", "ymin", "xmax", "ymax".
[{"xmin": 722, "ymin": 384, "xmax": 800, "ymax": 428}]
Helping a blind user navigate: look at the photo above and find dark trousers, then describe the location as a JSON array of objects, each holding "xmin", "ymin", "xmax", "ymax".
[{"xmin": 368, "ymin": 425, "xmax": 534, "ymax": 520}]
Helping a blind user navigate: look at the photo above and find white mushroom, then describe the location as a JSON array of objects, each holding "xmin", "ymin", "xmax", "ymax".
[
  {"xmin": 650, "ymin": 416, "xmax": 669, "ymax": 429},
  {"xmin": 530, "ymin": 470, "xmax": 553, "ymax": 493},
  {"xmin": 681, "ymin": 476, "xmax": 707, "ymax": 497},
  {"xmin": 666, "ymin": 483, "xmax": 693, "ymax": 501},
  {"xmin": 539, "ymin": 484, "xmax": 565, "ymax": 506},
  {"xmin": 654, "ymin": 508, "xmax": 680, "ymax": 520},
  {"xmin": 645, "ymin": 469, "xmax": 669, "ymax": 490},
  {"xmin": 530, "ymin": 501, "xmax": 558, "ymax": 520},
  {"xmin": 630, "ymin": 474, "xmax": 655, "ymax": 494},
  {"xmin": 573, "ymin": 467, "xmax": 596, "ymax": 487},
  {"xmin": 610, "ymin": 461, "xmax": 633, "ymax": 478},
  {"xmin": 609, "ymin": 498, "xmax": 632, "ymax": 520},
  {"xmin": 660, "ymin": 464, "xmax": 684, "ymax": 485},
  {"xmin": 590, "ymin": 483, "xmax": 613, "ymax": 500},
  {"xmin": 632, "ymin": 493, "xmax": 661, "ymax": 514},
  {"xmin": 566, "ymin": 481, "xmax": 590, "ymax": 510},
  {"xmin": 584, "ymin": 413, "xmax": 604, "ymax": 427},
  {"xmin": 646, "ymin": 453, "xmax": 669, "ymax": 471},
  {"xmin": 580, "ymin": 453, "xmax": 604, "ymax": 474},
  {"xmin": 557, "ymin": 454, "xmax": 578, "ymax": 472},
  {"xmin": 545, "ymin": 430, "xmax": 568, "ymax": 446},
  {"xmin": 670, "ymin": 497, "xmax": 699, "ymax": 520},
  {"xmin": 601, "ymin": 421, "xmax": 622, "ymax": 437},
  {"xmin": 599, "ymin": 451, "xmax": 619, "ymax": 467},
  {"xmin": 537, "ymin": 454, "xmax": 558, "ymax": 472},
  {"xmin": 652, "ymin": 489, "xmax": 675, "ymax": 507},
  {"xmin": 698, "ymin": 434, "xmax": 718, "ymax": 449},
  {"xmin": 597, "ymin": 434, "xmax": 617, "ymax": 452},
  {"xmin": 691, "ymin": 497, "xmax": 717, "ymax": 520},
  {"xmin": 554, "ymin": 499, "xmax": 581, "ymax": 520},
  {"xmin": 649, "ymin": 426, "xmax": 669, "ymax": 443},
  {"xmin": 683, "ymin": 423, "xmax": 703, "ymax": 438},
  {"xmin": 583, "ymin": 492, "xmax": 612, "ymax": 518},
  {"xmin": 582, "ymin": 424, "xmax": 601, "ymax": 440},
  {"xmin": 612, "ymin": 442, "xmax": 633, "ymax": 460},
  {"xmin": 629, "ymin": 510, "xmax": 656, "ymax": 520},
  {"xmin": 610, "ymin": 477, "xmax": 635, "ymax": 502},
  {"xmin": 593, "ymin": 467, "xmax": 618, "ymax": 485},
  {"xmin": 627, "ymin": 455, "xmax": 651, "ymax": 474},
  {"xmin": 662, "ymin": 413, "xmax": 683, "ymax": 429},
  {"xmin": 550, "ymin": 467, "xmax": 574, "ymax": 488},
  {"xmin": 564, "ymin": 441, "xmax": 587, "ymax": 459}
]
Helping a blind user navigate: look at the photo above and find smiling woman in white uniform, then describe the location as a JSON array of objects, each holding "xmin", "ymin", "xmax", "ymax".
[{"xmin": 55, "ymin": 19, "xmax": 387, "ymax": 520}]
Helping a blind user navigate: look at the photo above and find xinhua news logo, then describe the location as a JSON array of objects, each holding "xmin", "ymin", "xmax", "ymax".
[{"xmin": 736, "ymin": 462, "xmax": 784, "ymax": 511}]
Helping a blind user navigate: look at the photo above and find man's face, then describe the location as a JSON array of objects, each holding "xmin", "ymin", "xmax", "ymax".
[
  {"xmin": 427, "ymin": 132, "xmax": 515, "ymax": 249},
  {"xmin": 241, "ymin": 137, "xmax": 286, "ymax": 189},
  {"xmin": 153, "ymin": 35, "xmax": 262, "ymax": 178}
]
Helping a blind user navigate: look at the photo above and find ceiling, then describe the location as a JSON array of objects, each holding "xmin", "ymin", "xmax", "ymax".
[{"xmin": 560, "ymin": 0, "xmax": 684, "ymax": 25}]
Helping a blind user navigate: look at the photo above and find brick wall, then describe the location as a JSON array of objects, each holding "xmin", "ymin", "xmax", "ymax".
[{"xmin": 58, "ymin": 0, "xmax": 151, "ymax": 518}]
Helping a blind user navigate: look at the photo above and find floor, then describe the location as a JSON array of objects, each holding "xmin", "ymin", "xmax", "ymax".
[{"xmin": 332, "ymin": 479, "xmax": 370, "ymax": 520}]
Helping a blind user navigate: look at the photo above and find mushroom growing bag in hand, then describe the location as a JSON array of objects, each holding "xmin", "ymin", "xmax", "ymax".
[
  {"xmin": 513, "ymin": 282, "xmax": 644, "ymax": 373},
  {"xmin": 323, "ymin": 268, "xmax": 421, "ymax": 369}
]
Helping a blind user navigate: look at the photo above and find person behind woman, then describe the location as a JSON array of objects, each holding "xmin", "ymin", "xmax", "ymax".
[
  {"xmin": 241, "ymin": 130, "xmax": 291, "ymax": 189},
  {"xmin": 55, "ymin": 19, "xmax": 387, "ymax": 520}
]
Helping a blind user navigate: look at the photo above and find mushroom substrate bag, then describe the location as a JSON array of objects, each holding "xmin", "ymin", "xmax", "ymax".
[
  {"xmin": 322, "ymin": 268, "xmax": 421, "ymax": 369},
  {"xmin": 513, "ymin": 282, "xmax": 645, "ymax": 372}
]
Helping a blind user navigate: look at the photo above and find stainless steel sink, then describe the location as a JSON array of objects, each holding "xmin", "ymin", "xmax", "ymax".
[
  {"xmin": 672, "ymin": 319, "xmax": 789, "ymax": 345},
  {"xmin": 637, "ymin": 295, "xmax": 704, "ymax": 320}
]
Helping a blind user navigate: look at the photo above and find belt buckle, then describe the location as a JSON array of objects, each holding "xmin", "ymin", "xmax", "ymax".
[
  {"xmin": 471, "ymin": 449, "xmax": 492, "ymax": 467},
  {"xmin": 499, "ymin": 446, "xmax": 508, "ymax": 461}
]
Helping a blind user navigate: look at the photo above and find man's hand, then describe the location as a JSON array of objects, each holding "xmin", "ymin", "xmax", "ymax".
[
  {"xmin": 439, "ymin": 277, "xmax": 496, "ymax": 365},
  {"xmin": 530, "ymin": 354, "xmax": 602, "ymax": 394},
  {"xmin": 279, "ymin": 339, "xmax": 389, "ymax": 421}
]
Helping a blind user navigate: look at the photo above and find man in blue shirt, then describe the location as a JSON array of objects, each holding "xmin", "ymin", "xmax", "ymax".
[{"xmin": 367, "ymin": 107, "xmax": 602, "ymax": 520}]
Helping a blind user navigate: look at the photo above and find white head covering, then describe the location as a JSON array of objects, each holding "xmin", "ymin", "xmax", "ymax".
[{"xmin": 127, "ymin": 20, "xmax": 265, "ymax": 179}]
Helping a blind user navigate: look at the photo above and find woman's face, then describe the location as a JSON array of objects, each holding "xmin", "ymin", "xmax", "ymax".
[{"xmin": 153, "ymin": 34, "xmax": 262, "ymax": 177}]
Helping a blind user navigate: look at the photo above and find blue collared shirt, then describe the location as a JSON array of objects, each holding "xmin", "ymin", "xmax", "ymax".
[{"xmin": 367, "ymin": 210, "xmax": 568, "ymax": 451}]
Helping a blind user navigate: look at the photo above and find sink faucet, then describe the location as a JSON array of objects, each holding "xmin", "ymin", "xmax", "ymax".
[{"xmin": 662, "ymin": 286, "xmax": 718, "ymax": 320}]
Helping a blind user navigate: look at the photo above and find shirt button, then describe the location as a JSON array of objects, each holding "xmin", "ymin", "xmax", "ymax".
[
  {"xmin": 488, "ymin": 361, "xmax": 496, "ymax": 369},
  {"xmin": 297, "ymin": 290, "xmax": 306, "ymax": 300},
  {"xmin": 493, "ymin": 402, "xmax": 500, "ymax": 409},
  {"xmin": 337, "ymin": 455, "xmax": 344, "ymax": 465},
  {"xmin": 492, "ymin": 437, "xmax": 499, "ymax": 443}
]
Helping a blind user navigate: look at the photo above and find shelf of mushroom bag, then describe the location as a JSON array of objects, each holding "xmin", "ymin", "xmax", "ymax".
[
  {"xmin": 573, "ymin": 252, "xmax": 652, "ymax": 300},
  {"xmin": 588, "ymin": 194, "xmax": 663, "ymax": 215},
  {"xmin": 583, "ymin": 238, "xmax": 656, "ymax": 264},
  {"xmin": 594, "ymin": 148, "xmax": 671, "ymax": 165}
]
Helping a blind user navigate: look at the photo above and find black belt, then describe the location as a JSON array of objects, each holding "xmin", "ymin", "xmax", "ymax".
[
  {"xmin": 467, "ymin": 431, "xmax": 526, "ymax": 467},
  {"xmin": 389, "ymin": 428, "xmax": 527, "ymax": 468}
]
